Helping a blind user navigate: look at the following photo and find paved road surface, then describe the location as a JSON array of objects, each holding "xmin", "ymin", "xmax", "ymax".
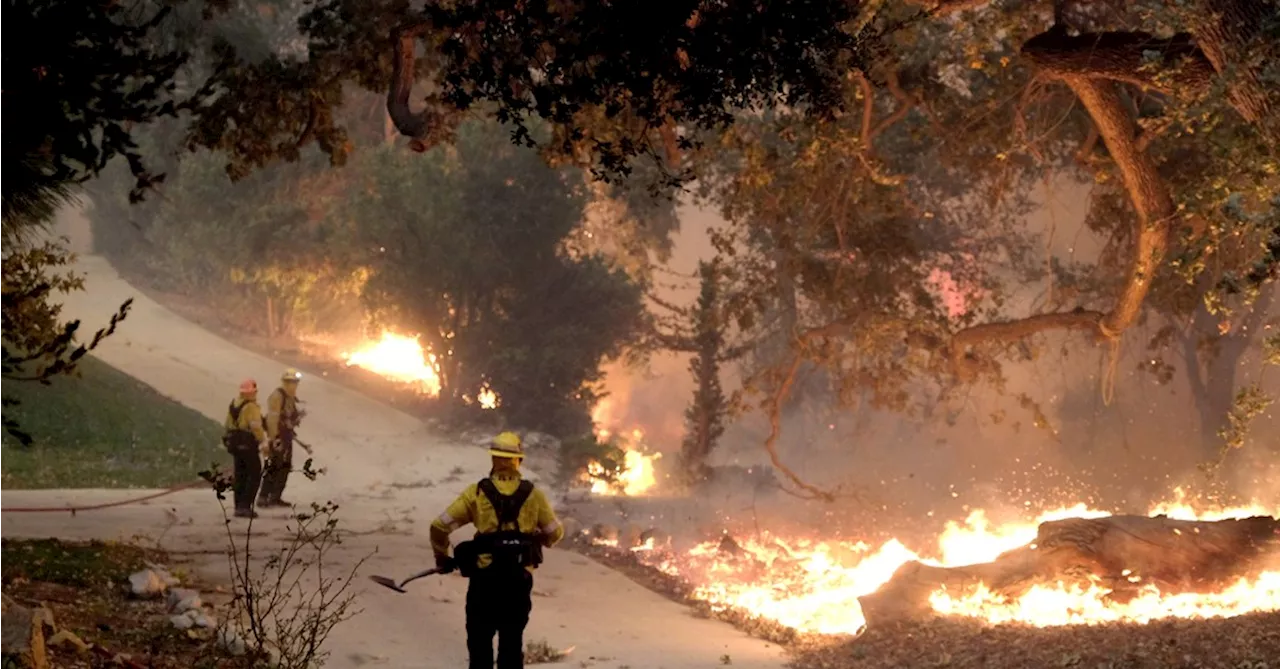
[{"xmin": 2, "ymin": 255, "xmax": 788, "ymax": 669}]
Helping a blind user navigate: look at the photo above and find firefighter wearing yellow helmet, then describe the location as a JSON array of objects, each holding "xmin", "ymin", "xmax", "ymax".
[
  {"xmin": 429, "ymin": 431, "xmax": 564, "ymax": 669},
  {"xmin": 259, "ymin": 368, "xmax": 306, "ymax": 507}
]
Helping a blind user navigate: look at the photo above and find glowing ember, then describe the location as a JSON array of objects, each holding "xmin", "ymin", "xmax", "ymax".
[
  {"xmin": 342, "ymin": 331, "xmax": 441, "ymax": 396},
  {"xmin": 605, "ymin": 493, "xmax": 1280, "ymax": 635},
  {"xmin": 477, "ymin": 384, "xmax": 499, "ymax": 410}
]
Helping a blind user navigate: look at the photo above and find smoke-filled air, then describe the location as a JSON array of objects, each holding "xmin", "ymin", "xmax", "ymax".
[{"xmin": 4, "ymin": 1, "xmax": 1279, "ymax": 668}]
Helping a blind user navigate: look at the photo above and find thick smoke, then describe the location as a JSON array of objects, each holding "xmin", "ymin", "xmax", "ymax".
[{"xmin": 590, "ymin": 174, "xmax": 1280, "ymax": 547}]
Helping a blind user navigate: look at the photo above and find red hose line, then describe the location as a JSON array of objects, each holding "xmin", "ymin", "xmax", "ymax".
[{"xmin": 1, "ymin": 480, "xmax": 212, "ymax": 516}]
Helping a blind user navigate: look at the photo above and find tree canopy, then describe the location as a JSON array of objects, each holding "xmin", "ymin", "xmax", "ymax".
[{"xmin": 7, "ymin": 0, "xmax": 1279, "ymax": 487}]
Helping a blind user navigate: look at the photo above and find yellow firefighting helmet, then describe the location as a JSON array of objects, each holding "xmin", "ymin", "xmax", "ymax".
[
  {"xmin": 489, "ymin": 431, "xmax": 524, "ymax": 459},
  {"xmin": 282, "ymin": 368, "xmax": 302, "ymax": 383}
]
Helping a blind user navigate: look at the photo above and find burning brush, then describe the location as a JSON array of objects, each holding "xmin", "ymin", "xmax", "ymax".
[{"xmin": 580, "ymin": 495, "xmax": 1280, "ymax": 636}]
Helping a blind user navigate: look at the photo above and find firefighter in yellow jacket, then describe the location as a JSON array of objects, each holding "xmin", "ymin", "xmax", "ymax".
[
  {"xmin": 430, "ymin": 432, "xmax": 564, "ymax": 669},
  {"xmin": 222, "ymin": 379, "xmax": 266, "ymax": 519},
  {"xmin": 259, "ymin": 368, "xmax": 306, "ymax": 507}
]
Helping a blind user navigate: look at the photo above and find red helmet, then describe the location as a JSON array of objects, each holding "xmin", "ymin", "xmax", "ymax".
[{"xmin": 239, "ymin": 379, "xmax": 258, "ymax": 394}]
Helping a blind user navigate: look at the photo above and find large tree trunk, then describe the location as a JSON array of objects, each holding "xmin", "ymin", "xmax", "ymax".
[{"xmin": 859, "ymin": 514, "xmax": 1280, "ymax": 626}]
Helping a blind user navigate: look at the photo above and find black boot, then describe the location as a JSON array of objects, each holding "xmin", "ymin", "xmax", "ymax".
[{"xmin": 234, "ymin": 508, "xmax": 259, "ymax": 519}]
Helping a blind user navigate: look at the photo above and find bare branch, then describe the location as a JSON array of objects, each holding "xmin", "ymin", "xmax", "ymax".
[
  {"xmin": 912, "ymin": 0, "xmax": 991, "ymax": 17},
  {"xmin": 950, "ymin": 309, "xmax": 1105, "ymax": 379},
  {"xmin": 853, "ymin": 71, "xmax": 875, "ymax": 146},
  {"xmin": 763, "ymin": 354, "xmax": 838, "ymax": 501},
  {"xmin": 872, "ymin": 70, "xmax": 917, "ymax": 138},
  {"xmin": 1075, "ymin": 119, "xmax": 1100, "ymax": 165}
]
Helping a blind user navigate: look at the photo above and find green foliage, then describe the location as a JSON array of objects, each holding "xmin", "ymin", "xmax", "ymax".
[
  {"xmin": 680, "ymin": 261, "xmax": 729, "ymax": 483},
  {"xmin": 185, "ymin": 0, "xmax": 877, "ymax": 185},
  {"xmin": 88, "ymin": 139, "xmax": 369, "ymax": 337},
  {"xmin": 1, "ymin": 355, "xmax": 226, "ymax": 488},
  {"xmin": 1, "ymin": 538, "xmax": 155, "ymax": 589},
  {"xmin": 1218, "ymin": 385, "xmax": 1275, "ymax": 452},
  {"xmin": 30, "ymin": 0, "xmax": 1279, "ymax": 453},
  {"xmin": 2, "ymin": 238, "xmax": 132, "ymax": 445},
  {"xmin": 348, "ymin": 121, "xmax": 646, "ymax": 433}
]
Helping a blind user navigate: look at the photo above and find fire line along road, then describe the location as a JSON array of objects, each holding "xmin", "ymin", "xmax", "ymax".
[{"xmin": 0, "ymin": 253, "xmax": 789, "ymax": 669}]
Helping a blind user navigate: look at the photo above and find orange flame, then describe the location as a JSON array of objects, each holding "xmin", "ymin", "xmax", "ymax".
[
  {"xmin": 613, "ymin": 491, "xmax": 1280, "ymax": 635},
  {"xmin": 583, "ymin": 400, "xmax": 662, "ymax": 496},
  {"xmin": 342, "ymin": 331, "xmax": 442, "ymax": 396}
]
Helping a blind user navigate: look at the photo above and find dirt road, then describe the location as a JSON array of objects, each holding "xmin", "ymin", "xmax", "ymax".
[{"xmin": 2, "ymin": 255, "xmax": 788, "ymax": 669}]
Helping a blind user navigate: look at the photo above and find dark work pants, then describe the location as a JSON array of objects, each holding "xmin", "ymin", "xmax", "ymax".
[
  {"xmin": 259, "ymin": 433, "xmax": 293, "ymax": 503},
  {"xmin": 465, "ymin": 568, "xmax": 534, "ymax": 669},
  {"xmin": 231, "ymin": 446, "xmax": 262, "ymax": 511}
]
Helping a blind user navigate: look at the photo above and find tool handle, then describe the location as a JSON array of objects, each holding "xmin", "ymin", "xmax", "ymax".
[{"xmin": 398, "ymin": 567, "xmax": 446, "ymax": 587}]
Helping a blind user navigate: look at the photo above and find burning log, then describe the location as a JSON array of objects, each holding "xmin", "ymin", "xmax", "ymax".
[{"xmin": 859, "ymin": 514, "xmax": 1280, "ymax": 627}]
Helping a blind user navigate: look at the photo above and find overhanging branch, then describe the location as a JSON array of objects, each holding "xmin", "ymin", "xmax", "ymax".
[
  {"xmin": 387, "ymin": 24, "xmax": 461, "ymax": 152},
  {"xmin": 1061, "ymin": 76, "xmax": 1175, "ymax": 335},
  {"xmin": 950, "ymin": 25, "xmax": 1183, "ymax": 379},
  {"xmin": 913, "ymin": 0, "xmax": 990, "ymax": 17},
  {"xmin": 1022, "ymin": 29, "xmax": 1216, "ymax": 95},
  {"xmin": 950, "ymin": 310, "xmax": 1104, "ymax": 379}
]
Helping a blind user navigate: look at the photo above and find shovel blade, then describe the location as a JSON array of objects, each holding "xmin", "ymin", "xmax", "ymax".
[{"xmin": 368, "ymin": 575, "xmax": 407, "ymax": 593}]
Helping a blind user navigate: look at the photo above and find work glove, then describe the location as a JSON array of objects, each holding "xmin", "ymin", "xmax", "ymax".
[{"xmin": 434, "ymin": 553, "xmax": 456, "ymax": 573}]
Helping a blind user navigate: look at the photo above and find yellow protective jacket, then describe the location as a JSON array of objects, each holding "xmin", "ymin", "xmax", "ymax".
[
  {"xmin": 430, "ymin": 471, "xmax": 564, "ymax": 572},
  {"xmin": 224, "ymin": 397, "xmax": 266, "ymax": 442},
  {"xmin": 266, "ymin": 387, "xmax": 300, "ymax": 440}
]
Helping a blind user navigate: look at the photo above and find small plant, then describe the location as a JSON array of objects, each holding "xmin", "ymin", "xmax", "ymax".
[
  {"xmin": 523, "ymin": 639, "xmax": 568, "ymax": 664},
  {"xmin": 199, "ymin": 461, "xmax": 369, "ymax": 668}
]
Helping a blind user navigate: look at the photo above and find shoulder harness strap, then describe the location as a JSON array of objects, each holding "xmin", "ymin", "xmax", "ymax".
[
  {"xmin": 477, "ymin": 479, "xmax": 536, "ymax": 528},
  {"xmin": 228, "ymin": 400, "xmax": 243, "ymax": 423}
]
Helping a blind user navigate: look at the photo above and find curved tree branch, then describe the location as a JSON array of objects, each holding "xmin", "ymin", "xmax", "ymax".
[
  {"xmin": 1022, "ymin": 29, "xmax": 1216, "ymax": 95},
  {"xmin": 917, "ymin": 0, "xmax": 991, "ymax": 17},
  {"xmin": 947, "ymin": 25, "xmax": 1183, "ymax": 378},
  {"xmin": 950, "ymin": 310, "xmax": 1104, "ymax": 380},
  {"xmin": 388, "ymin": 24, "xmax": 430, "ymax": 140},
  {"xmin": 764, "ymin": 354, "xmax": 837, "ymax": 501},
  {"xmin": 1063, "ymin": 75, "xmax": 1177, "ymax": 335},
  {"xmin": 387, "ymin": 24, "xmax": 462, "ymax": 152}
]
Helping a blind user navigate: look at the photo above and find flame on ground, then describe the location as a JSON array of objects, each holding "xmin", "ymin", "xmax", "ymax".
[
  {"xmin": 342, "ymin": 331, "xmax": 442, "ymax": 396},
  {"xmin": 584, "ymin": 398, "xmax": 662, "ymax": 496},
  {"xmin": 595, "ymin": 490, "xmax": 1280, "ymax": 635}
]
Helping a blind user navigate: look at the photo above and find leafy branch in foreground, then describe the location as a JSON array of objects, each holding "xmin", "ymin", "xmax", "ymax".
[{"xmin": 1, "ymin": 238, "xmax": 132, "ymax": 445}]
